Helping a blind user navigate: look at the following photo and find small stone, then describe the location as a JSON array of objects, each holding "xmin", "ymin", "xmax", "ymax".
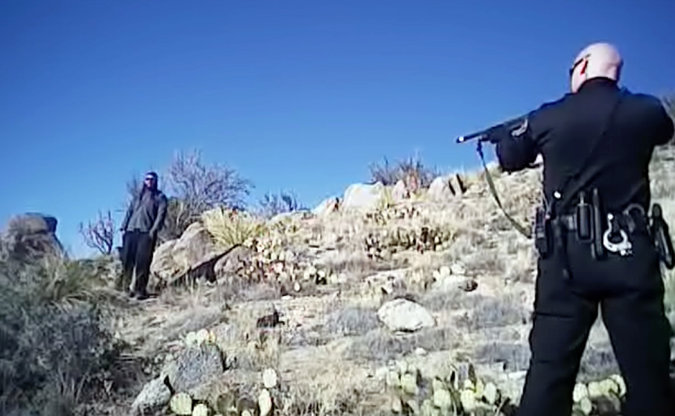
[
  {"xmin": 579, "ymin": 397, "xmax": 593, "ymax": 415},
  {"xmin": 241, "ymin": 411, "xmax": 253, "ymax": 416},
  {"xmin": 450, "ymin": 263, "xmax": 466, "ymax": 275},
  {"xmin": 396, "ymin": 361, "xmax": 408, "ymax": 375},
  {"xmin": 386, "ymin": 371, "xmax": 400, "ymax": 387},
  {"xmin": 483, "ymin": 382, "xmax": 499, "ymax": 405},
  {"xmin": 170, "ymin": 393, "xmax": 193, "ymax": 415},
  {"xmin": 459, "ymin": 389, "xmax": 476, "ymax": 411},
  {"xmin": 400, "ymin": 373, "xmax": 418, "ymax": 395},
  {"xmin": 258, "ymin": 389, "xmax": 272, "ymax": 416},
  {"xmin": 391, "ymin": 396, "xmax": 402, "ymax": 413},
  {"xmin": 293, "ymin": 282, "xmax": 301, "ymax": 292},
  {"xmin": 609, "ymin": 374, "xmax": 626, "ymax": 396},
  {"xmin": 433, "ymin": 388, "xmax": 452, "ymax": 409},
  {"xmin": 263, "ymin": 368, "xmax": 278, "ymax": 388},
  {"xmin": 195, "ymin": 329, "xmax": 210, "ymax": 345},
  {"xmin": 192, "ymin": 403, "xmax": 209, "ymax": 416},
  {"xmin": 414, "ymin": 347, "xmax": 427, "ymax": 356},
  {"xmin": 587, "ymin": 381, "xmax": 603, "ymax": 399},
  {"xmin": 185, "ymin": 331, "xmax": 198, "ymax": 346}
]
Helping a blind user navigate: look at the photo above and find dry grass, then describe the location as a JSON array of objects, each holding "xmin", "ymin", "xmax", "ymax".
[
  {"xmin": 474, "ymin": 342, "xmax": 531, "ymax": 372},
  {"xmin": 347, "ymin": 327, "xmax": 458, "ymax": 362},
  {"xmin": 325, "ymin": 306, "xmax": 380, "ymax": 336},
  {"xmin": 420, "ymin": 289, "xmax": 486, "ymax": 312},
  {"xmin": 457, "ymin": 295, "xmax": 530, "ymax": 331}
]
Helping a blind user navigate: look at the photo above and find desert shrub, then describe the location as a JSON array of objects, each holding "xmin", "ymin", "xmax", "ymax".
[
  {"xmin": 257, "ymin": 191, "xmax": 306, "ymax": 219},
  {"xmin": 0, "ymin": 256, "xmax": 117, "ymax": 415},
  {"xmin": 369, "ymin": 155, "xmax": 439, "ymax": 189},
  {"xmin": 326, "ymin": 306, "xmax": 380, "ymax": 336},
  {"xmin": 457, "ymin": 295, "xmax": 530, "ymax": 331},
  {"xmin": 201, "ymin": 206, "xmax": 267, "ymax": 247},
  {"xmin": 78, "ymin": 210, "xmax": 115, "ymax": 255}
]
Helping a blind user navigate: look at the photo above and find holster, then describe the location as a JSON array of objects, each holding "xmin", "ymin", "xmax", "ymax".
[
  {"xmin": 534, "ymin": 206, "xmax": 552, "ymax": 258},
  {"xmin": 650, "ymin": 204, "xmax": 675, "ymax": 269}
]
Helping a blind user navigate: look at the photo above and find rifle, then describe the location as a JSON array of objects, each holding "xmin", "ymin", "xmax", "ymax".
[
  {"xmin": 456, "ymin": 115, "xmax": 528, "ymax": 144},
  {"xmin": 456, "ymin": 114, "xmax": 532, "ymax": 238}
]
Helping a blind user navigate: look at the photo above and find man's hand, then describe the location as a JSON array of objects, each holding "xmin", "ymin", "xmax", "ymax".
[{"xmin": 149, "ymin": 228, "xmax": 158, "ymax": 240}]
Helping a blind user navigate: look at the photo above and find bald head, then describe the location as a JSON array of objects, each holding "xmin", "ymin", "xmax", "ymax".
[{"xmin": 570, "ymin": 42, "xmax": 623, "ymax": 93}]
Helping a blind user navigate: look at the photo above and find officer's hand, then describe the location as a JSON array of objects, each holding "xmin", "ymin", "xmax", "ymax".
[{"xmin": 486, "ymin": 125, "xmax": 511, "ymax": 144}]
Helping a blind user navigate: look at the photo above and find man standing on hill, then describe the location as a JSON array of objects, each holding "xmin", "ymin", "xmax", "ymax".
[
  {"xmin": 118, "ymin": 171, "xmax": 168, "ymax": 300},
  {"xmin": 489, "ymin": 42, "xmax": 674, "ymax": 416}
]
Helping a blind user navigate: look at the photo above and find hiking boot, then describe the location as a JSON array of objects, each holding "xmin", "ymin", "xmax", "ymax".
[{"xmin": 135, "ymin": 292, "xmax": 149, "ymax": 301}]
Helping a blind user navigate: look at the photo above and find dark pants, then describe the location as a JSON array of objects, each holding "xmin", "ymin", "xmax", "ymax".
[
  {"xmin": 517, "ymin": 229, "xmax": 672, "ymax": 416},
  {"xmin": 119, "ymin": 230, "xmax": 156, "ymax": 296}
]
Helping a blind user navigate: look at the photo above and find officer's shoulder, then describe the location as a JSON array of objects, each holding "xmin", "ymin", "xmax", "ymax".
[
  {"xmin": 528, "ymin": 94, "xmax": 571, "ymax": 119},
  {"xmin": 626, "ymin": 90, "xmax": 668, "ymax": 111}
]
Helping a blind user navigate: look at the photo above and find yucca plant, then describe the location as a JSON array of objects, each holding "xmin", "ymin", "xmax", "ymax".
[
  {"xmin": 37, "ymin": 255, "xmax": 101, "ymax": 306},
  {"xmin": 201, "ymin": 206, "xmax": 267, "ymax": 248}
]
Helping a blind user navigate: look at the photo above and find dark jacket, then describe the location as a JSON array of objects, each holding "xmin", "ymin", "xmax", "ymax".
[
  {"xmin": 495, "ymin": 77, "xmax": 674, "ymax": 215},
  {"xmin": 120, "ymin": 187, "xmax": 168, "ymax": 235}
]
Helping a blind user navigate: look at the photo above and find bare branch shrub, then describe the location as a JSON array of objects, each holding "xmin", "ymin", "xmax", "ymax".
[
  {"xmin": 257, "ymin": 191, "xmax": 305, "ymax": 218},
  {"xmin": 78, "ymin": 210, "xmax": 114, "ymax": 255},
  {"xmin": 162, "ymin": 149, "xmax": 253, "ymax": 238},
  {"xmin": 369, "ymin": 154, "xmax": 439, "ymax": 189}
]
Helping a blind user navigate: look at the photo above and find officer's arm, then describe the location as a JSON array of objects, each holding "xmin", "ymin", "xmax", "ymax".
[
  {"xmin": 495, "ymin": 114, "xmax": 540, "ymax": 172},
  {"xmin": 653, "ymin": 98, "xmax": 674, "ymax": 145}
]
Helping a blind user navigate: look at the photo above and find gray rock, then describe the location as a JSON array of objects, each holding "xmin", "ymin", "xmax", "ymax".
[
  {"xmin": 392, "ymin": 180, "xmax": 409, "ymax": 202},
  {"xmin": 162, "ymin": 344, "xmax": 225, "ymax": 394},
  {"xmin": 312, "ymin": 197, "xmax": 340, "ymax": 216},
  {"xmin": 427, "ymin": 176, "xmax": 454, "ymax": 202},
  {"xmin": 214, "ymin": 245, "xmax": 253, "ymax": 278},
  {"xmin": 131, "ymin": 376, "xmax": 172, "ymax": 415},
  {"xmin": 171, "ymin": 222, "xmax": 219, "ymax": 273},
  {"xmin": 151, "ymin": 240, "xmax": 180, "ymax": 281},
  {"xmin": 377, "ymin": 298, "xmax": 435, "ymax": 332},
  {"xmin": 342, "ymin": 182, "xmax": 386, "ymax": 211},
  {"xmin": 2, "ymin": 213, "xmax": 64, "ymax": 260}
]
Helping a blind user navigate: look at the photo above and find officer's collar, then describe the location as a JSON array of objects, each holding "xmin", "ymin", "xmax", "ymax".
[{"xmin": 578, "ymin": 77, "xmax": 619, "ymax": 92}]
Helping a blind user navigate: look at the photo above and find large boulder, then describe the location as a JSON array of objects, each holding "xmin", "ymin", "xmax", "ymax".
[
  {"xmin": 151, "ymin": 222, "xmax": 226, "ymax": 285},
  {"xmin": 172, "ymin": 223, "xmax": 220, "ymax": 273},
  {"xmin": 161, "ymin": 343, "xmax": 225, "ymax": 394},
  {"xmin": 312, "ymin": 197, "xmax": 340, "ymax": 216},
  {"xmin": 342, "ymin": 182, "xmax": 386, "ymax": 211},
  {"xmin": 1, "ymin": 213, "xmax": 64, "ymax": 260},
  {"xmin": 377, "ymin": 298, "xmax": 435, "ymax": 332},
  {"xmin": 131, "ymin": 376, "xmax": 172, "ymax": 415},
  {"xmin": 391, "ymin": 180, "xmax": 409, "ymax": 202}
]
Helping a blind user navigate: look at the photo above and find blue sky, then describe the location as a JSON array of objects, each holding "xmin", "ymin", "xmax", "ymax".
[{"xmin": 1, "ymin": 1, "xmax": 674, "ymax": 258}]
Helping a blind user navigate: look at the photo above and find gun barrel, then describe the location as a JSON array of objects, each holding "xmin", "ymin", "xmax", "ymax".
[{"xmin": 456, "ymin": 115, "xmax": 527, "ymax": 144}]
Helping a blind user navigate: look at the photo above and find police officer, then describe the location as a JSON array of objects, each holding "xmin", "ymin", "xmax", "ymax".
[{"xmin": 492, "ymin": 42, "xmax": 674, "ymax": 416}]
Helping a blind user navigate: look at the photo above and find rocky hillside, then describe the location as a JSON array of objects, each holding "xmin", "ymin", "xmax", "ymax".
[
  {"xmin": 3, "ymin": 144, "xmax": 673, "ymax": 416},
  {"xmin": 76, "ymin": 143, "xmax": 673, "ymax": 416}
]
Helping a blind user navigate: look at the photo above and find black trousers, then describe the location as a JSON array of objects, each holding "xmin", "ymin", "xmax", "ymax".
[
  {"xmin": 517, "ymin": 229, "xmax": 673, "ymax": 416},
  {"xmin": 120, "ymin": 230, "xmax": 156, "ymax": 295}
]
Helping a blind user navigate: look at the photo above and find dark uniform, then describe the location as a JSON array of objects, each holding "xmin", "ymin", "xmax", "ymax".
[{"xmin": 494, "ymin": 77, "xmax": 674, "ymax": 416}]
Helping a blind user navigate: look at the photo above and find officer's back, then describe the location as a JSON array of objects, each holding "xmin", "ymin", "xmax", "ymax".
[{"xmin": 498, "ymin": 77, "xmax": 673, "ymax": 215}]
